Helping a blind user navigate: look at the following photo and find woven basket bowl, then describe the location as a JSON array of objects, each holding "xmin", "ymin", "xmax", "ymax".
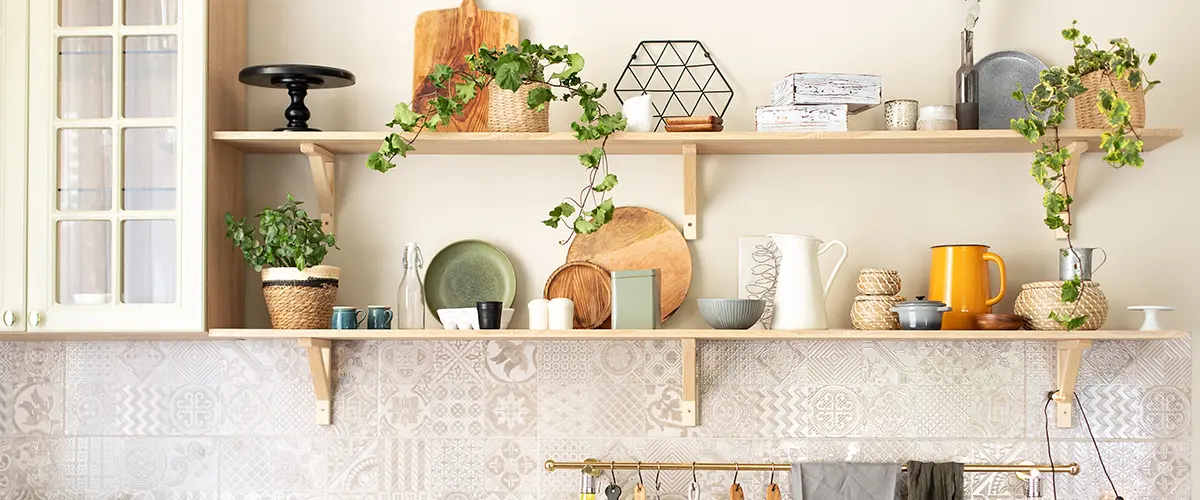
[
  {"xmin": 1013, "ymin": 280, "xmax": 1108, "ymax": 331},
  {"xmin": 261, "ymin": 265, "xmax": 340, "ymax": 329},
  {"xmin": 1075, "ymin": 71, "xmax": 1146, "ymax": 129},
  {"xmin": 857, "ymin": 268, "xmax": 901, "ymax": 295},
  {"xmin": 851, "ymin": 295, "xmax": 904, "ymax": 330},
  {"xmin": 488, "ymin": 82, "xmax": 550, "ymax": 132}
]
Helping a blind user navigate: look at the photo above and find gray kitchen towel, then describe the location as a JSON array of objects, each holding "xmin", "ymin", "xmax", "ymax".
[
  {"xmin": 790, "ymin": 463, "xmax": 900, "ymax": 500},
  {"xmin": 905, "ymin": 461, "xmax": 964, "ymax": 500}
]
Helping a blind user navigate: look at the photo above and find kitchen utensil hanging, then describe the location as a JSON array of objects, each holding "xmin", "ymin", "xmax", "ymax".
[{"xmin": 614, "ymin": 40, "xmax": 734, "ymax": 131}]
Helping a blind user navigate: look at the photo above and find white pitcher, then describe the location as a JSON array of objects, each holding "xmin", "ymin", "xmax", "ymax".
[
  {"xmin": 623, "ymin": 94, "xmax": 655, "ymax": 132},
  {"xmin": 768, "ymin": 234, "xmax": 848, "ymax": 330}
]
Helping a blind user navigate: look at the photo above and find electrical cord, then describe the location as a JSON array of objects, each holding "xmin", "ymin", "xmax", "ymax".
[
  {"xmin": 1043, "ymin": 395, "xmax": 1058, "ymax": 500},
  {"xmin": 1076, "ymin": 390, "xmax": 1123, "ymax": 500}
]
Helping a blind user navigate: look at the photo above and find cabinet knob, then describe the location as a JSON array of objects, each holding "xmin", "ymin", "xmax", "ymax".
[
  {"xmin": 2, "ymin": 310, "xmax": 13, "ymax": 327},
  {"xmin": 28, "ymin": 311, "xmax": 40, "ymax": 327}
]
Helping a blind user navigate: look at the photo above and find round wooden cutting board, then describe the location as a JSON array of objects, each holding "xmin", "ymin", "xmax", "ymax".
[
  {"xmin": 567, "ymin": 206, "xmax": 693, "ymax": 321},
  {"xmin": 544, "ymin": 261, "xmax": 612, "ymax": 329}
]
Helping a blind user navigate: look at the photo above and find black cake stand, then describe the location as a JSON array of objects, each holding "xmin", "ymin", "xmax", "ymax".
[{"xmin": 238, "ymin": 64, "xmax": 356, "ymax": 132}]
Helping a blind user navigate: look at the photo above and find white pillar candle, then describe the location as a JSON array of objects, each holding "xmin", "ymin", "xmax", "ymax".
[
  {"xmin": 527, "ymin": 298, "xmax": 550, "ymax": 330},
  {"xmin": 548, "ymin": 298, "xmax": 575, "ymax": 330}
]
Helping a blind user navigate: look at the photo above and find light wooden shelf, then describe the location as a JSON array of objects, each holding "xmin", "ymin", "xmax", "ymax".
[
  {"xmin": 213, "ymin": 129, "xmax": 1184, "ymax": 156},
  {"xmin": 0, "ymin": 332, "xmax": 210, "ymax": 341},
  {"xmin": 206, "ymin": 327, "xmax": 1187, "ymax": 427},
  {"xmin": 206, "ymin": 328, "xmax": 1186, "ymax": 341},
  {"xmin": 214, "ymin": 128, "xmax": 1184, "ymax": 240}
]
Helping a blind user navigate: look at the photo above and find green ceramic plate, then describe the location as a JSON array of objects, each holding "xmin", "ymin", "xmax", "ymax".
[{"xmin": 424, "ymin": 239, "xmax": 517, "ymax": 319}]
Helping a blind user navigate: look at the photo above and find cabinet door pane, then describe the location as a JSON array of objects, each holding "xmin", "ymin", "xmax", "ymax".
[
  {"xmin": 124, "ymin": 0, "xmax": 176, "ymax": 26},
  {"xmin": 59, "ymin": 37, "xmax": 113, "ymax": 119},
  {"xmin": 123, "ymin": 220, "xmax": 175, "ymax": 304},
  {"xmin": 123, "ymin": 36, "xmax": 176, "ymax": 118},
  {"xmin": 59, "ymin": 0, "xmax": 113, "ymax": 27},
  {"xmin": 57, "ymin": 220, "xmax": 112, "ymax": 305},
  {"xmin": 58, "ymin": 128, "xmax": 113, "ymax": 211},
  {"xmin": 123, "ymin": 128, "xmax": 175, "ymax": 210}
]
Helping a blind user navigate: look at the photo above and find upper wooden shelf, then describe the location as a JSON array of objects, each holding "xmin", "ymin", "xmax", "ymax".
[
  {"xmin": 207, "ymin": 328, "xmax": 1187, "ymax": 342},
  {"xmin": 212, "ymin": 129, "xmax": 1184, "ymax": 156}
]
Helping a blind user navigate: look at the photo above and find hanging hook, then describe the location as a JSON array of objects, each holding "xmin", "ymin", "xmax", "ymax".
[
  {"xmin": 692, "ymin": 462, "xmax": 698, "ymax": 483},
  {"xmin": 655, "ymin": 463, "xmax": 663, "ymax": 500},
  {"xmin": 611, "ymin": 461, "xmax": 617, "ymax": 485},
  {"xmin": 637, "ymin": 461, "xmax": 644, "ymax": 485},
  {"xmin": 769, "ymin": 462, "xmax": 776, "ymax": 485},
  {"xmin": 732, "ymin": 462, "xmax": 739, "ymax": 485}
]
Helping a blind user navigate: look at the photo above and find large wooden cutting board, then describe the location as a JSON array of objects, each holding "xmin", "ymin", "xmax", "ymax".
[
  {"xmin": 567, "ymin": 207, "xmax": 693, "ymax": 322},
  {"xmin": 413, "ymin": 0, "xmax": 518, "ymax": 132}
]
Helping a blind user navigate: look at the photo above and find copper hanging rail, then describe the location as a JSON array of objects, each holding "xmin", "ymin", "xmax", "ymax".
[{"xmin": 544, "ymin": 459, "xmax": 1081, "ymax": 476}]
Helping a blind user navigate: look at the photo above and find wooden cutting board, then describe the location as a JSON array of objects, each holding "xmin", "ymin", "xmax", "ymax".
[
  {"xmin": 544, "ymin": 261, "xmax": 612, "ymax": 329},
  {"xmin": 567, "ymin": 207, "xmax": 693, "ymax": 322},
  {"xmin": 413, "ymin": 0, "xmax": 518, "ymax": 132}
]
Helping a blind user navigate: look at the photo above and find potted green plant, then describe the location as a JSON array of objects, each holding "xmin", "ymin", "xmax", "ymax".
[
  {"xmin": 1011, "ymin": 21, "xmax": 1159, "ymax": 330},
  {"xmin": 225, "ymin": 194, "xmax": 339, "ymax": 329},
  {"xmin": 367, "ymin": 41, "xmax": 626, "ymax": 242}
]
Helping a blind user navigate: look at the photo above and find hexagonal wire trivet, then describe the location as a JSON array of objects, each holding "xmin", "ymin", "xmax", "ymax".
[{"xmin": 615, "ymin": 40, "xmax": 733, "ymax": 131}]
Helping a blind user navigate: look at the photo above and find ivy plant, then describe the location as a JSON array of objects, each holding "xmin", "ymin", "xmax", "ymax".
[
  {"xmin": 368, "ymin": 40, "xmax": 626, "ymax": 242},
  {"xmin": 224, "ymin": 194, "xmax": 337, "ymax": 272},
  {"xmin": 1011, "ymin": 21, "xmax": 1158, "ymax": 330}
]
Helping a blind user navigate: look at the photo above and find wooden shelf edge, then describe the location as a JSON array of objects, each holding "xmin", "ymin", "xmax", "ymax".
[
  {"xmin": 212, "ymin": 128, "xmax": 1185, "ymax": 156},
  {"xmin": 206, "ymin": 328, "xmax": 1189, "ymax": 341},
  {"xmin": 0, "ymin": 332, "xmax": 211, "ymax": 341}
]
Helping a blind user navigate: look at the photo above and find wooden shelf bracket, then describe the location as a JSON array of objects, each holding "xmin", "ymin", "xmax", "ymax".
[
  {"xmin": 298, "ymin": 338, "xmax": 334, "ymax": 425},
  {"xmin": 1051, "ymin": 339, "xmax": 1091, "ymax": 428},
  {"xmin": 1054, "ymin": 141, "xmax": 1089, "ymax": 240},
  {"xmin": 300, "ymin": 143, "xmax": 336, "ymax": 234},
  {"xmin": 682, "ymin": 144, "xmax": 698, "ymax": 240},
  {"xmin": 681, "ymin": 338, "xmax": 698, "ymax": 426}
]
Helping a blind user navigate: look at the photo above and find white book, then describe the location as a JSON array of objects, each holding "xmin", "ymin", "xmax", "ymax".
[
  {"xmin": 771, "ymin": 73, "xmax": 882, "ymax": 114},
  {"xmin": 755, "ymin": 104, "xmax": 848, "ymax": 132}
]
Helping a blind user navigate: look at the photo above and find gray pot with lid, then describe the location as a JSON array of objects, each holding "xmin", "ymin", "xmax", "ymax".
[{"xmin": 890, "ymin": 296, "xmax": 952, "ymax": 330}]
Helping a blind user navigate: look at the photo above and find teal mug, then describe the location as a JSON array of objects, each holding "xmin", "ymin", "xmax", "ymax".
[
  {"xmin": 367, "ymin": 305, "xmax": 393, "ymax": 330},
  {"xmin": 331, "ymin": 306, "xmax": 365, "ymax": 329}
]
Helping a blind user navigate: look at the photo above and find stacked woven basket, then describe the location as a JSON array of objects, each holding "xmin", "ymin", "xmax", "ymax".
[{"xmin": 851, "ymin": 268, "xmax": 903, "ymax": 330}]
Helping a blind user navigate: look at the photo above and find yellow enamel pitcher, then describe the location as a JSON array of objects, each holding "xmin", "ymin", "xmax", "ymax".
[{"xmin": 928, "ymin": 244, "xmax": 1006, "ymax": 330}]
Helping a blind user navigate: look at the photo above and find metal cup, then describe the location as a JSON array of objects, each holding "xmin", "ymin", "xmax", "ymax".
[{"xmin": 1059, "ymin": 247, "xmax": 1107, "ymax": 281}]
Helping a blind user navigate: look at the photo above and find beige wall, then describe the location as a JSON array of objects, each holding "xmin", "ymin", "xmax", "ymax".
[{"xmin": 241, "ymin": 0, "xmax": 1198, "ymax": 489}]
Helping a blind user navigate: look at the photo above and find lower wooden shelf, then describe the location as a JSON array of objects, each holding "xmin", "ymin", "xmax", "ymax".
[
  {"xmin": 205, "ymin": 328, "xmax": 1185, "ymax": 341},
  {"xmin": 207, "ymin": 328, "xmax": 1188, "ymax": 428}
]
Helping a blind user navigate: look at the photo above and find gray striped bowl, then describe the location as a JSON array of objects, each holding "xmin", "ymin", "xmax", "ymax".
[{"xmin": 697, "ymin": 299, "xmax": 767, "ymax": 330}]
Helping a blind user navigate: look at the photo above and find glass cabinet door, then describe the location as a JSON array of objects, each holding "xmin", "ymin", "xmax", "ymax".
[
  {"xmin": 26, "ymin": 0, "xmax": 203, "ymax": 332},
  {"xmin": 0, "ymin": 0, "xmax": 29, "ymax": 332}
]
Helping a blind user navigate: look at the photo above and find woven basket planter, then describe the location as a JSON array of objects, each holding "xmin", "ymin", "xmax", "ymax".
[
  {"xmin": 1013, "ymin": 280, "xmax": 1108, "ymax": 331},
  {"xmin": 857, "ymin": 268, "xmax": 901, "ymax": 296},
  {"xmin": 1075, "ymin": 71, "xmax": 1146, "ymax": 129},
  {"xmin": 488, "ymin": 82, "xmax": 550, "ymax": 132},
  {"xmin": 261, "ymin": 265, "xmax": 340, "ymax": 329},
  {"xmin": 851, "ymin": 295, "xmax": 904, "ymax": 330}
]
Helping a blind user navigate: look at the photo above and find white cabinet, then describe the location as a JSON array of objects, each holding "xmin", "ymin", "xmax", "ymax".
[
  {"xmin": 7, "ymin": 0, "xmax": 245, "ymax": 334},
  {"xmin": 1, "ymin": 0, "xmax": 29, "ymax": 332}
]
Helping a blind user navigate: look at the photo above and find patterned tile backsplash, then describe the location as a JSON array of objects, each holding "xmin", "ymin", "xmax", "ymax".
[{"xmin": 0, "ymin": 338, "xmax": 1190, "ymax": 499}]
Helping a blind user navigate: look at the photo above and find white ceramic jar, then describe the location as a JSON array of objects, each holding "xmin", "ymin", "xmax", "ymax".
[{"xmin": 916, "ymin": 105, "xmax": 957, "ymax": 131}]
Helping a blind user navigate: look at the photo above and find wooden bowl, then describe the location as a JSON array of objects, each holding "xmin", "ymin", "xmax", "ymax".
[{"xmin": 975, "ymin": 313, "xmax": 1024, "ymax": 330}]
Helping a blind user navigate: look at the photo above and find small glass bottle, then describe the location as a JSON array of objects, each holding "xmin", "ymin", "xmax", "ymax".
[
  {"xmin": 396, "ymin": 242, "xmax": 425, "ymax": 329},
  {"xmin": 956, "ymin": 29, "xmax": 980, "ymax": 129}
]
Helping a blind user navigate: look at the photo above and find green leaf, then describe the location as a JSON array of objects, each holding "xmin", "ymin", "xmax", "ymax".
[
  {"xmin": 572, "ymin": 217, "xmax": 599, "ymax": 234},
  {"xmin": 455, "ymin": 81, "xmax": 478, "ymax": 102},
  {"xmin": 577, "ymin": 147, "xmax": 604, "ymax": 168},
  {"xmin": 429, "ymin": 64, "xmax": 455, "ymax": 87},
  {"xmin": 494, "ymin": 61, "xmax": 524, "ymax": 91},
  {"xmin": 367, "ymin": 151, "xmax": 396, "ymax": 173},
  {"xmin": 548, "ymin": 202, "xmax": 576, "ymax": 219},
  {"xmin": 551, "ymin": 53, "xmax": 585, "ymax": 81},
  {"xmin": 591, "ymin": 199, "xmax": 615, "ymax": 225},
  {"xmin": 527, "ymin": 85, "xmax": 555, "ymax": 112},
  {"xmin": 593, "ymin": 173, "xmax": 618, "ymax": 192},
  {"xmin": 388, "ymin": 102, "xmax": 424, "ymax": 130},
  {"xmin": 596, "ymin": 113, "xmax": 627, "ymax": 135},
  {"xmin": 1060, "ymin": 277, "xmax": 1083, "ymax": 302}
]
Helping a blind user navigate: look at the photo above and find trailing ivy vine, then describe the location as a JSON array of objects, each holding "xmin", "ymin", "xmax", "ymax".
[
  {"xmin": 1011, "ymin": 21, "xmax": 1158, "ymax": 329},
  {"xmin": 367, "ymin": 41, "xmax": 627, "ymax": 242}
]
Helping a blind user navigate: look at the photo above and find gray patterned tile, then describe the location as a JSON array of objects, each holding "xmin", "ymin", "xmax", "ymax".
[
  {"xmin": 645, "ymin": 385, "xmax": 686, "ymax": 437},
  {"xmin": 327, "ymin": 439, "xmax": 386, "ymax": 494},
  {"xmin": 1, "ymin": 382, "xmax": 63, "ymax": 435},
  {"xmin": 485, "ymin": 341, "xmax": 536, "ymax": 384},
  {"xmin": 484, "ymin": 383, "xmax": 537, "ymax": 437},
  {"xmin": 61, "ymin": 437, "xmax": 215, "ymax": 494},
  {"xmin": 643, "ymin": 340, "xmax": 682, "ymax": 385},
  {"xmin": 482, "ymin": 439, "xmax": 538, "ymax": 493},
  {"xmin": 218, "ymin": 438, "xmax": 327, "ymax": 491},
  {"xmin": 0, "ymin": 438, "xmax": 65, "ymax": 491},
  {"xmin": 593, "ymin": 341, "xmax": 645, "ymax": 384},
  {"xmin": 427, "ymin": 439, "xmax": 485, "ymax": 493},
  {"xmin": 1, "ymin": 342, "xmax": 64, "ymax": 383},
  {"xmin": 419, "ymin": 341, "xmax": 485, "ymax": 384},
  {"xmin": 379, "ymin": 342, "xmax": 434, "ymax": 386},
  {"xmin": 1025, "ymin": 382, "xmax": 1191, "ymax": 440},
  {"xmin": 379, "ymin": 385, "xmax": 429, "ymax": 437}
]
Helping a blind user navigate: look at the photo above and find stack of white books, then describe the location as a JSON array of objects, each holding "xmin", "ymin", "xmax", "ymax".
[{"xmin": 756, "ymin": 73, "xmax": 882, "ymax": 132}]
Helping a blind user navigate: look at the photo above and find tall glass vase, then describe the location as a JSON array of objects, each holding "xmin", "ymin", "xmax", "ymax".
[
  {"xmin": 956, "ymin": 30, "xmax": 979, "ymax": 129},
  {"xmin": 396, "ymin": 242, "xmax": 425, "ymax": 329}
]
